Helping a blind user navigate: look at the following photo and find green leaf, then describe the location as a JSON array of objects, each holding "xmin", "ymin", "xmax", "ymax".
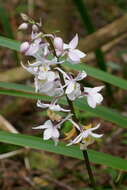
[
  {"xmin": 0, "ymin": 82, "xmax": 127, "ymax": 129},
  {"xmin": 64, "ymin": 63, "xmax": 127, "ymax": 90},
  {"xmin": 1, "ymin": 36, "xmax": 127, "ymax": 91},
  {"xmin": 0, "ymin": 36, "xmax": 20, "ymax": 51},
  {"xmin": 0, "ymin": 131, "xmax": 127, "ymax": 171},
  {"xmin": 0, "ymin": 81, "xmax": 34, "ymax": 92},
  {"xmin": 0, "ymin": 88, "xmax": 50, "ymax": 101},
  {"xmin": 75, "ymin": 99, "xmax": 127, "ymax": 129}
]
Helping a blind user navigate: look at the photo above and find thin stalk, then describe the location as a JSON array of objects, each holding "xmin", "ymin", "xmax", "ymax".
[
  {"xmin": 73, "ymin": 0, "xmax": 113, "ymax": 100},
  {"xmin": 59, "ymin": 66, "xmax": 98, "ymax": 190},
  {"xmin": 58, "ymin": 65, "xmax": 97, "ymax": 190},
  {"xmin": 83, "ymin": 150, "xmax": 98, "ymax": 190},
  {"xmin": 44, "ymin": 35, "xmax": 98, "ymax": 190}
]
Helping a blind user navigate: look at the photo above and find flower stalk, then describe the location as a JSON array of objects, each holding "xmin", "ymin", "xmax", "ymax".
[
  {"xmin": 83, "ymin": 150, "xmax": 98, "ymax": 190},
  {"xmin": 59, "ymin": 67, "xmax": 98, "ymax": 190},
  {"xmin": 55, "ymin": 53, "xmax": 98, "ymax": 190},
  {"xmin": 19, "ymin": 14, "xmax": 103, "ymax": 189}
]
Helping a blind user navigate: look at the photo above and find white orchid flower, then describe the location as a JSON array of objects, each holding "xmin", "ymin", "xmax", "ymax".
[
  {"xmin": 67, "ymin": 121, "xmax": 103, "ymax": 146},
  {"xmin": 65, "ymin": 71, "xmax": 87, "ymax": 94},
  {"xmin": 33, "ymin": 114, "xmax": 72, "ymax": 144},
  {"xmin": 37, "ymin": 100, "xmax": 70, "ymax": 112},
  {"xmin": 26, "ymin": 38, "xmax": 42, "ymax": 56},
  {"xmin": 20, "ymin": 38, "xmax": 42, "ymax": 56},
  {"xmin": 56, "ymin": 67, "xmax": 87, "ymax": 100},
  {"xmin": 34, "ymin": 77, "xmax": 64, "ymax": 97},
  {"xmin": 64, "ymin": 34, "xmax": 86, "ymax": 64},
  {"xmin": 83, "ymin": 86, "xmax": 104, "ymax": 108},
  {"xmin": 67, "ymin": 83, "xmax": 81, "ymax": 101},
  {"xmin": 33, "ymin": 120, "xmax": 60, "ymax": 144},
  {"xmin": 21, "ymin": 57, "xmax": 58, "ymax": 82},
  {"xmin": 20, "ymin": 30, "xmax": 43, "ymax": 56}
]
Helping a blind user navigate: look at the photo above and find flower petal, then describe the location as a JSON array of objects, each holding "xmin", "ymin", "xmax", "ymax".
[
  {"xmin": 93, "ymin": 93, "xmax": 103, "ymax": 104},
  {"xmin": 50, "ymin": 104, "xmax": 61, "ymax": 111},
  {"xmin": 18, "ymin": 23, "xmax": 28, "ymax": 30},
  {"xmin": 90, "ymin": 132, "xmax": 103, "ymax": 138},
  {"xmin": 32, "ymin": 120, "xmax": 52, "ymax": 130},
  {"xmin": 84, "ymin": 87, "xmax": 92, "ymax": 93},
  {"xmin": 69, "ymin": 119, "xmax": 80, "ymax": 130},
  {"xmin": 52, "ymin": 128, "xmax": 60, "ymax": 139},
  {"xmin": 91, "ymin": 86, "xmax": 104, "ymax": 93},
  {"xmin": 54, "ymin": 37, "xmax": 63, "ymax": 51},
  {"xmin": 28, "ymin": 61, "xmax": 42, "ymax": 67},
  {"xmin": 87, "ymin": 96, "xmax": 96, "ymax": 108},
  {"xmin": 25, "ymin": 43, "xmax": 39, "ymax": 56},
  {"xmin": 68, "ymin": 50, "xmax": 80, "ymax": 63},
  {"xmin": 38, "ymin": 72, "xmax": 47, "ymax": 80},
  {"xmin": 44, "ymin": 120, "xmax": 53, "ymax": 128},
  {"xmin": 21, "ymin": 62, "xmax": 38, "ymax": 75},
  {"xmin": 67, "ymin": 83, "xmax": 81, "ymax": 100},
  {"xmin": 69, "ymin": 34, "xmax": 78, "ymax": 49},
  {"xmin": 20, "ymin": 42, "xmax": 30, "ymax": 53},
  {"xmin": 37, "ymin": 100, "xmax": 49, "ymax": 108},
  {"xmin": 74, "ymin": 49, "xmax": 86, "ymax": 58},
  {"xmin": 65, "ymin": 81, "xmax": 75, "ymax": 94},
  {"xmin": 47, "ymin": 71, "xmax": 56, "ymax": 82},
  {"xmin": 43, "ymin": 128, "xmax": 53, "ymax": 140},
  {"xmin": 75, "ymin": 71, "xmax": 87, "ymax": 81},
  {"xmin": 60, "ymin": 107, "xmax": 70, "ymax": 112},
  {"xmin": 91, "ymin": 123, "xmax": 101, "ymax": 131},
  {"xmin": 67, "ymin": 133, "xmax": 83, "ymax": 146},
  {"xmin": 63, "ymin": 43, "xmax": 69, "ymax": 49}
]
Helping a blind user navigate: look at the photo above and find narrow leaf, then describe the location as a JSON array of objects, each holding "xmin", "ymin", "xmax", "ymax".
[
  {"xmin": 0, "ymin": 36, "xmax": 127, "ymax": 91},
  {"xmin": 0, "ymin": 131, "xmax": 127, "ymax": 171},
  {"xmin": 0, "ymin": 82, "xmax": 127, "ymax": 129},
  {"xmin": 64, "ymin": 63, "xmax": 127, "ymax": 90}
]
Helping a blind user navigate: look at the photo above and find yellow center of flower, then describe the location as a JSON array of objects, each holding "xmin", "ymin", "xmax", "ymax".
[
  {"xmin": 47, "ymin": 110, "xmax": 62, "ymax": 121},
  {"xmin": 83, "ymin": 124, "xmax": 92, "ymax": 130}
]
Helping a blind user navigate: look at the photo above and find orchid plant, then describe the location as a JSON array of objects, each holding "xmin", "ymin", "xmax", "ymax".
[{"xmin": 19, "ymin": 13, "xmax": 104, "ymax": 190}]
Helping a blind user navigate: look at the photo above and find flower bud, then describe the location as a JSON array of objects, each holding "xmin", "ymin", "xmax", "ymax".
[
  {"xmin": 20, "ymin": 13, "xmax": 29, "ymax": 21},
  {"xmin": 32, "ymin": 24, "xmax": 39, "ymax": 32},
  {"xmin": 18, "ymin": 23, "xmax": 28, "ymax": 30},
  {"xmin": 54, "ymin": 37, "xmax": 63, "ymax": 51},
  {"xmin": 20, "ymin": 42, "xmax": 30, "ymax": 53}
]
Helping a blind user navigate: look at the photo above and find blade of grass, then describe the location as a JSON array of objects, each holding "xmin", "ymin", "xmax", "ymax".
[
  {"xmin": 0, "ymin": 81, "xmax": 34, "ymax": 92},
  {"xmin": 75, "ymin": 99, "xmax": 127, "ymax": 129},
  {"xmin": 0, "ymin": 82, "xmax": 127, "ymax": 129},
  {"xmin": 64, "ymin": 62, "xmax": 127, "ymax": 90},
  {"xmin": 0, "ymin": 36, "xmax": 20, "ymax": 51},
  {"xmin": 1, "ymin": 37, "xmax": 127, "ymax": 91},
  {"xmin": 0, "ymin": 131, "xmax": 127, "ymax": 171}
]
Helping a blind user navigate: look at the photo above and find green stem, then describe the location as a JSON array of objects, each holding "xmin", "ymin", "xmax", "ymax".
[
  {"xmin": 44, "ymin": 34, "xmax": 97, "ymax": 190},
  {"xmin": 83, "ymin": 150, "xmax": 98, "ymax": 190},
  {"xmin": 58, "ymin": 66, "xmax": 97, "ymax": 190}
]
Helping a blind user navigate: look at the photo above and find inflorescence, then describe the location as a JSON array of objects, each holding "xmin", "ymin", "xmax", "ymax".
[{"xmin": 19, "ymin": 13, "xmax": 104, "ymax": 149}]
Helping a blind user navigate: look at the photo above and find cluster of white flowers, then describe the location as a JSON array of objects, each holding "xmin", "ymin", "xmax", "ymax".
[{"xmin": 19, "ymin": 14, "xmax": 103, "ymax": 149}]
